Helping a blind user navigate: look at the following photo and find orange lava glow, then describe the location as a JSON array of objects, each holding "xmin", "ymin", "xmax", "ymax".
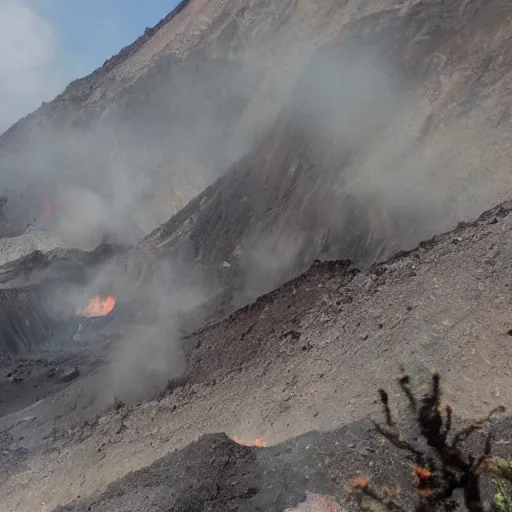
[
  {"xmin": 233, "ymin": 438, "xmax": 266, "ymax": 447},
  {"xmin": 413, "ymin": 464, "xmax": 432, "ymax": 481},
  {"xmin": 76, "ymin": 296, "xmax": 117, "ymax": 317},
  {"xmin": 351, "ymin": 476, "xmax": 369, "ymax": 490}
]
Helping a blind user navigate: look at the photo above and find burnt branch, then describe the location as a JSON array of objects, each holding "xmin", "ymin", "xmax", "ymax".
[
  {"xmin": 451, "ymin": 406, "xmax": 505, "ymax": 450},
  {"xmin": 398, "ymin": 367, "xmax": 417, "ymax": 413},
  {"xmin": 378, "ymin": 388, "xmax": 394, "ymax": 427},
  {"xmin": 372, "ymin": 420, "xmax": 424, "ymax": 459},
  {"xmin": 442, "ymin": 405, "xmax": 452, "ymax": 443},
  {"xmin": 356, "ymin": 370, "xmax": 506, "ymax": 512}
]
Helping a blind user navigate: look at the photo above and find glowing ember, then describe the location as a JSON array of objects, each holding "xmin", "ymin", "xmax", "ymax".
[
  {"xmin": 76, "ymin": 295, "xmax": 117, "ymax": 317},
  {"xmin": 413, "ymin": 465, "xmax": 432, "ymax": 482},
  {"xmin": 351, "ymin": 476, "xmax": 369, "ymax": 490},
  {"xmin": 233, "ymin": 438, "xmax": 266, "ymax": 447}
]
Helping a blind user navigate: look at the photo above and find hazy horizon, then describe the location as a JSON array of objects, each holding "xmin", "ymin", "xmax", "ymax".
[{"xmin": 0, "ymin": 0, "xmax": 180, "ymax": 133}]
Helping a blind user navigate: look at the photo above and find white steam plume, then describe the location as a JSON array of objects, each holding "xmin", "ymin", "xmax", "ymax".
[{"xmin": 0, "ymin": 0, "xmax": 71, "ymax": 133}]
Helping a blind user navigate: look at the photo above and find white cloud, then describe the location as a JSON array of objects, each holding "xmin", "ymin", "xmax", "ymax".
[{"xmin": 0, "ymin": 0, "xmax": 69, "ymax": 132}]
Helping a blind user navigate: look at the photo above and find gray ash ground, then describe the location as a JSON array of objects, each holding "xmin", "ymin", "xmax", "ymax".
[
  {"xmin": 53, "ymin": 416, "xmax": 512, "ymax": 512},
  {"xmin": 0, "ymin": 240, "xmax": 126, "ymax": 416},
  {"xmin": 2, "ymin": 1, "xmax": 512, "ymax": 509},
  {"xmin": 0, "ymin": 350, "xmax": 104, "ymax": 417},
  {"xmin": 3, "ymin": 201, "xmax": 512, "ymax": 510},
  {"xmin": 52, "ymin": 423, "xmax": 414, "ymax": 512},
  {"xmin": 0, "ymin": 226, "xmax": 69, "ymax": 267}
]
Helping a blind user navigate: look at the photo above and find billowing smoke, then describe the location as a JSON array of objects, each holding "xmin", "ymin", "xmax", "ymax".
[
  {"xmin": 0, "ymin": 2, "xmax": 306, "ymax": 403},
  {"xmin": 0, "ymin": 41, "xmax": 295, "ymax": 250},
  {"xmin": 0, "ymin": 0, "xmax": 72, "ymax": 133},
  {"xmin": 225, "ymin": 47, "xmax": 416, "ymax": 299},
  {"xmin": 95, "ymin": 257, "xmax": 207, "ymax": 405},
  {"xmin": 228, "ymin": 20, "xmax": 504, "ymax": 297},
  {"xmin": 1, "ymin": 0, "xmax": 507, "ymax": 404}
]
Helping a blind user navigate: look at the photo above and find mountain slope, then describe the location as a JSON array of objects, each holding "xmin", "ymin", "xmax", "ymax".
[
  {"xmin": 2, "ymin": 197, "xmax": 512, "ymax": 511},
  {"xmin": 0, "ymin": 0, "xmax": 343, "ymax": 244},
  {"xmin": 1, "ymin": 2, "xmax": 512, "ymax": 510},
  {"xmin": 125, "ymin": 0, "xmax": 512, "ymax": 308},
  {"xmin": 3, "ymin": 0, "xmax": 510, "ymax": 261},
  {"xmin": 53, "ymin": 422, "xmax": 512, "ymax": 512}
]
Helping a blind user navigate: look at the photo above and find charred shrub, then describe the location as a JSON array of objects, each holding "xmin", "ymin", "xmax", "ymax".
[{"xmin": 353, "ymin": 369, "xmax": 510, "ymax": 511}]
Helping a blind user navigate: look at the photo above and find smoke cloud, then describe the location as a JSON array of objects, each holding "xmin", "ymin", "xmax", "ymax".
[
  {"xmin": 0, "ymin": 47, "xmax": 292, "ymax": 249},
  {"xmin": 0, "ymin": 0, "xmax": 71, "ymax": 133},
  {"xmin": 96, "ymin": 257, "xmax": 207, "ymax": 405},
  {"xmin": 1, "ymin": 1, "xmax": 505, "ymax": 405}
]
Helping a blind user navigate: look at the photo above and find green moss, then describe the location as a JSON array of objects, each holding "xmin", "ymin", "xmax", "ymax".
[{"xmin": 492, "ymin": 478, "xmax": 512, "ymax": 512}]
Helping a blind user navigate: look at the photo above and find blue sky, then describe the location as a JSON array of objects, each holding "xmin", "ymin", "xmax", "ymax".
[
  {"xmin": 0, "ymin": 0, "xmax": 181, "ymax": 131},
  {"xmin": 31, "ymin": 0, "xmax": 181, "ymax": 75}
]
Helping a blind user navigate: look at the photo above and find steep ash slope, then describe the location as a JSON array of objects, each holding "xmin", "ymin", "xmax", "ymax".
[
  {"xmin": 126, "ymin": 0, "xmax": 512, "ymax": 306},
  {"xmin": 0, "ymin": 0, "xmax": 335, "ymax": 243},
  {"xmin": 2, "ymin": 1, "xmax": 512, "ymax": 510},
  {"xmin": 2, "ymin": 199, "xmax": 512, "ymax": 511},
  {"xmin": 2, "ymin": 0, "xmax": 512, "ymax": 263}
]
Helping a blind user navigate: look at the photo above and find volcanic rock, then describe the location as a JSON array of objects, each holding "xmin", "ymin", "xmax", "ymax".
[
  {"xmin": 121, "ymin": 0, "xmax": 512, "ymax": 313},
  {"xmin": 2, "ymin": 199, "xmax": 512, "ymax": 511},
  {"xmin": 1, "ymin": 0, "xmax": 512, "ymax": 306},
  {"xmin": 0, "ymin": 243, "xmax": 123, "ymax": 361},
  {"xmin": 0, "ymin": 226, "xmax": 69, "ymax": 268},
  {"xmin": 52, "ymin": 418, "xmax": 512, "ymax": 512},
  {"xmin": 1, "ymin": 1, "xmax": 512, "ymax": 511},
  {"xmin": 57, "ymin": 367, "xmax": 80, "ymax": 384}
]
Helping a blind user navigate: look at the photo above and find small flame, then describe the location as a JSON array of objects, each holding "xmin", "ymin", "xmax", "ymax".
[
  {"xmin": 233, "ymin": 437, "xmax": 266, "ymax": 447},
  {"xmin": 413, "ymin": 464, "xmax": 432, "ymax": 482},
  {"xmin": 76, "ymin": 295, "xmax": 117, "ymax": 317},
  {"xmin": 351, "ymin": 476, "xmax": 369, "ymax": 490}
]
